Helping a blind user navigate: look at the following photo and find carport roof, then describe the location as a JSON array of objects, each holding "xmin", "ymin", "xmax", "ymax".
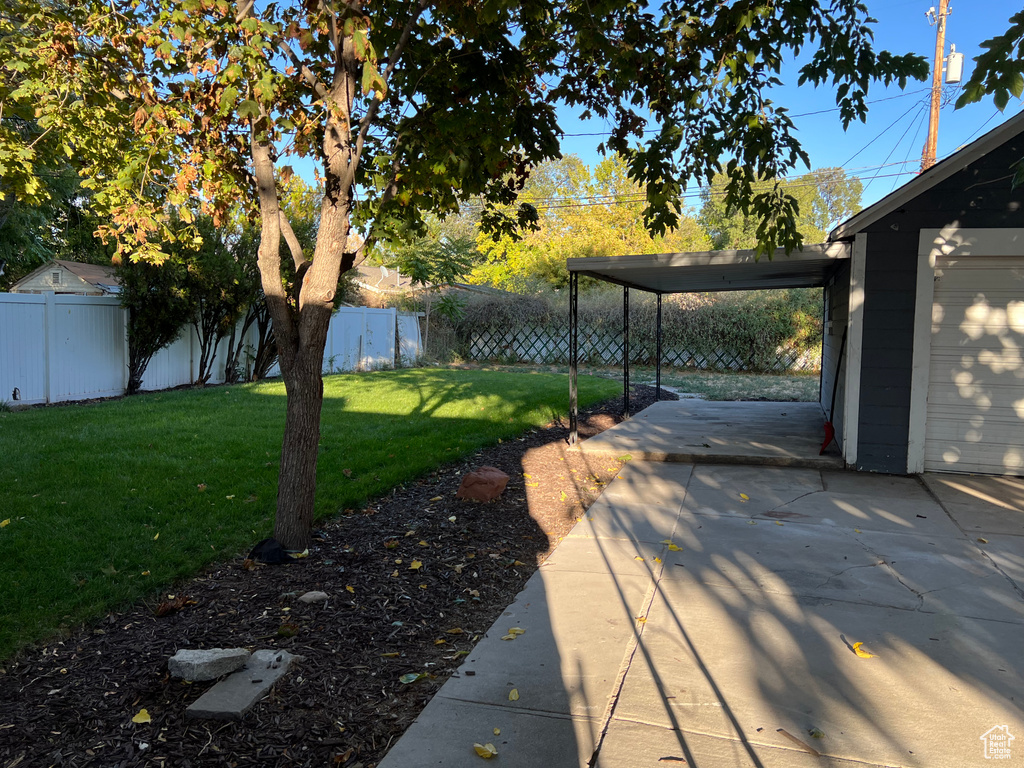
[{"xmin": 565, "ymin": 241, "xmax": 849, "ymax": 293}]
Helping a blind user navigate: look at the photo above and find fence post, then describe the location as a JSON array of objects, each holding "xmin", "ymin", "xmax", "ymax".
[{"xmin": 44, "ymin": 292, "xmax": 56, "ymax": 404}]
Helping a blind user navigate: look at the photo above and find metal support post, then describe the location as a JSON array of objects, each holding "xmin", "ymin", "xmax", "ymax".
[
  {"xmin": 623, "ymin": 286, "xmax": 630, "ymax": 419},
  {"xmin": 569, "ymin": 272, "xmax": 579, "ymax": 445},
  {"xmin": 656, "ymin": 293, "xmax": 662, "ymax": 401}
]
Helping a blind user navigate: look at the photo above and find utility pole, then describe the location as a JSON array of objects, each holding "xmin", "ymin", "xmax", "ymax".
[{"xmin": 921, "ymin": 0, "xmax": 951, "ymax": 171}]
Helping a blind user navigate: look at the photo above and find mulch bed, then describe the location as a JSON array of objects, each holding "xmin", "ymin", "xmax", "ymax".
[{"xmin": 0, "ymin": 384, "xmax": 674, "ymax": 768}]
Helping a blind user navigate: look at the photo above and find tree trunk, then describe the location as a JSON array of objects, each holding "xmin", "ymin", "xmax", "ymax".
[{"xmin": 272, "ymin": 316, "xmax": 330, "ymax": 549}]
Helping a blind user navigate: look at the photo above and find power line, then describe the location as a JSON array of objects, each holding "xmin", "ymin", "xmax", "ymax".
[{"xmin": 559, "ymin": 88, "xmax": 933, "ymax": 138}]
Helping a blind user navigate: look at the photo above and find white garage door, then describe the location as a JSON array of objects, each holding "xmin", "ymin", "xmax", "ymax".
[{"xmin": 925, "ymin": 255, "xmax": 1024, "ymax": 474}]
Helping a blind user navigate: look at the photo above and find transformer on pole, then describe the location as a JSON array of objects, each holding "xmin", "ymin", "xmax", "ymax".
[{"xmin": 921, "ymin": 1, "xmax": 963, "ymax": 172}]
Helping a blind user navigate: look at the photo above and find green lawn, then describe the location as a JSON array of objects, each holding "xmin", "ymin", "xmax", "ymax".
[
  {"xmin": 0, "ymin": 368, "xmax": 618, "ymax": 660},
  {"xmin": 447, "ymin": 363, "xmax": 821, "ymax": 402}
]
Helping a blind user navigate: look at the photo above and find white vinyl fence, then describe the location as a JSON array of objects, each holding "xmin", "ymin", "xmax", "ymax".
[{"xmin": 0, "ymin": 293, "xmax": 422, "ymax": 406}]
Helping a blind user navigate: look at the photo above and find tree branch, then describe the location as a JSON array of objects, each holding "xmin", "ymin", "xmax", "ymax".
[
  {"xmin": 279, "ymin": 210, "xmax": 307, "ymax": 273},
  {"xmin": 353, "ymin": 0, "xmax": 430, "ymax": 168}
]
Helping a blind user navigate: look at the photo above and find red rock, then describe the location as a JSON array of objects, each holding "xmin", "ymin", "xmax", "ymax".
[{"xmin": 456, "ymin": 466, "xmax": 510, "ymax": 502}]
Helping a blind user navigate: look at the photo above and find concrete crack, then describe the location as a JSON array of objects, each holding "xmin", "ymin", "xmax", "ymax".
[{"xmin": 814, "ymin": 561, "xmax": 885, "ymax": 590}]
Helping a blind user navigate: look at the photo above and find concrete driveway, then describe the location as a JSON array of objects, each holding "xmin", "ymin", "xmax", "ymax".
[{"xmin": 379, "ymin": 464, "xmax": 1024, "ymax": 767}]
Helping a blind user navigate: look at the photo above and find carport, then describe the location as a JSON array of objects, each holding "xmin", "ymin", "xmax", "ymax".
[{"xmin": 565, "ymin": 242, "xmax": 852, "ymax": 465}]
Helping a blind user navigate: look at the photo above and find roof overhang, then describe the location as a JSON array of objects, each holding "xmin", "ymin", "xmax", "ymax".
[{"xmin": 566, "ymin": 242, "xmax": 850, "ymax": 293}]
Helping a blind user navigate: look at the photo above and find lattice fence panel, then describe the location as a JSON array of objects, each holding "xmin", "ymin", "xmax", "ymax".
[{"xmin": 467, "ymin": 325, "xmax": 819, "ymax": 373}]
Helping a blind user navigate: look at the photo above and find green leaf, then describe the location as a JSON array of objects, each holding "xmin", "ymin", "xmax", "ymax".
[{"xmin": 237, "ymin": 99, "xmax": 260, "ymax": 119}]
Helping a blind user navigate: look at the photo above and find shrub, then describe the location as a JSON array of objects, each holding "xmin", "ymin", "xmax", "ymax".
[{"xmin": 440, "ymin": 287, "xmax": 822, "ymax": 372}]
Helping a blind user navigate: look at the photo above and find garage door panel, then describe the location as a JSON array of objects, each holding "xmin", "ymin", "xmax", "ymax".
[{"xmin": 925, "ymin": 254, "xmax": 1024, "ymax": 475}]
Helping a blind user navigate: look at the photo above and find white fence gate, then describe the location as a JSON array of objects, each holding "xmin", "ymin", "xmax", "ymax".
[{"xmin": 0, "ymin": 294, "xmax": 421, "ymax": 406}]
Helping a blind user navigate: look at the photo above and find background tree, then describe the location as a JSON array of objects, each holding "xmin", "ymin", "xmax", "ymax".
[
  {"xmin": 2, "ymin": 0, "xmax": 927, "ymax": 548},
  {"xmin": 117, "ymin": 257, "xmax": 191, "ymax": 395},
  {"xmin": 699, "ymin": 167, "xmax": 864, "ymax": 250},
  {"xmin": 177, "ymin": 216, "xmax": 250, "ymax": 386},
  {"xmin": 473, "ymin": 155, "xmax": 712, "ymax": 291}
]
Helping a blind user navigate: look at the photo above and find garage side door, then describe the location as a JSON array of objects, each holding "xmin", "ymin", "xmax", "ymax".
[{"xmin": 925, "ymin": 255, "xmax": 1024, "ymax": 475}]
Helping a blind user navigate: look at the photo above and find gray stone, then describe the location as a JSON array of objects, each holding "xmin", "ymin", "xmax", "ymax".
[
  {"xmin": 186, "ymin": 650, "xmax": 302, "ymax": 721},
  {"xmin": 168, "ymin": 648, "xmax": 250, "ymax": 682},
  {"xmin": 298, "ymin": 590, "xmax": 329, "ymax": 604}
]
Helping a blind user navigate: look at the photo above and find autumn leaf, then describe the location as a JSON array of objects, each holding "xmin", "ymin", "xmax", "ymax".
[
  {"xmin": 852, "ymin": 641, "xmax": 876, "ymax": 658},
  {"xmin": 508, "ymin": 627, "xmax": 525, "ymax": 636},
  {"xmin": 153, "ymin": 532, "xmax": 159, "ymax": 540},
  {"xmin": 446, "ymin": 627, "xmax": 465, "ymax": 634},
  {"xmin": 430, "ymin": 496, "xmax": 443, "ymax": 501},
  {"xmin": 508, "ymin": 688, "xmax": 519, "ymax": 701},
  {"xmin": 434, "ymin": 638, "xmax": 446, "ymax": 645},
  {"xmin": 419, "ymin": 540, "xmax": 429, "ymax": 547},
  {"xmin": 399, "ymin": 672, "xmax": 428, "ymax": 684},
  {"xmin": 653, "ymin": 557, "xmax": 662, "ymax": 563},
  {"xmin": 493, "ymin": 728, "xmax": 501, "ymax": 736},
  {"xmin": 380, "ymin": 652, "xmax": 399, "ymax": 658},
  {"xmin": 740, "ymin": 493, "xmax": 749, "ymax": 501},
  {"xmin": 667, "ymin": 544, "xmax": 682, "ymax": 552},
  {"xmin": 132, "ymin": 708, "xmax": 151, "ymax": 724},
  {"xmin": 410, "ymin": 560, "xmax": 423, "ymax": 570},
  {"xmin": 0, "ymin": 519, "xmax": 9, "ymax": 528},
  {"xmin": 978, "ymin": 537, "xmax": 988, "ymax": 544},
  {"xmin": 346, "ymin": 585, "xmax": 355, "ymax": 593},
  {"xmin": 474, "ymin": 742, "xmax": 498, "ymax": 759}
]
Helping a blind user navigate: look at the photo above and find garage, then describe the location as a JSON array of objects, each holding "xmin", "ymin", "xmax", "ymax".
[{"xmin": 914, "ymin": 231, "xmax": 1024, "ymax": 474}]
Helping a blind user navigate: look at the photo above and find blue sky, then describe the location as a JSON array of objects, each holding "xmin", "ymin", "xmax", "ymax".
[{"xmin": 557, "ymin": 1, "xmax": 1023, "ymax": 209}]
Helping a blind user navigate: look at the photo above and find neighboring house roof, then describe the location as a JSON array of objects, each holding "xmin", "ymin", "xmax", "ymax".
[
  {"xmin": 352, "ymin": 264, "xmax": 427, "ymax": 293},
  {"xmin": 830, "ymin": 108, "xmax": 1024, "ymax": 240},
  {"xmin": 55, "ymin": 260, "xmax": 120, "ymax": 291},
  {"xmin": 10, "ymin": 259, "xmax": 120, "ymax": 295}
]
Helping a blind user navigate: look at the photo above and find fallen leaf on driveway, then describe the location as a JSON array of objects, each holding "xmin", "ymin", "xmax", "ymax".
[
  {"xmin": 508, "ymin": 688, "xmax": 519, "ymax": 701},
  {"xmin": 474, "ymin": 742, "xmax": 498, "ymax": 759},
  {"xmin": 507, "ymin": 627, "xmax": 525, "ymax": 636},
  {"xmin": 852, "ymin": 642, "xmax": 876, "ymax": 659},
  {"xmin": 740, "ymin": 493, "xmax": 749, "ymax": 501}
]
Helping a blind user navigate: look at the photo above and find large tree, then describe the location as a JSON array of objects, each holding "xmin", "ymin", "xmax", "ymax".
[
  {"xmin": 1, "ymin": 0, "xmax": 927, "ymax": 548},
  {"xmin": 699, "ymin": 167, "xmax": 864, "ymax": 250},
  {"xmin": 474, "ymin": 154, "xmax": 713, "ymax": 291}
]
